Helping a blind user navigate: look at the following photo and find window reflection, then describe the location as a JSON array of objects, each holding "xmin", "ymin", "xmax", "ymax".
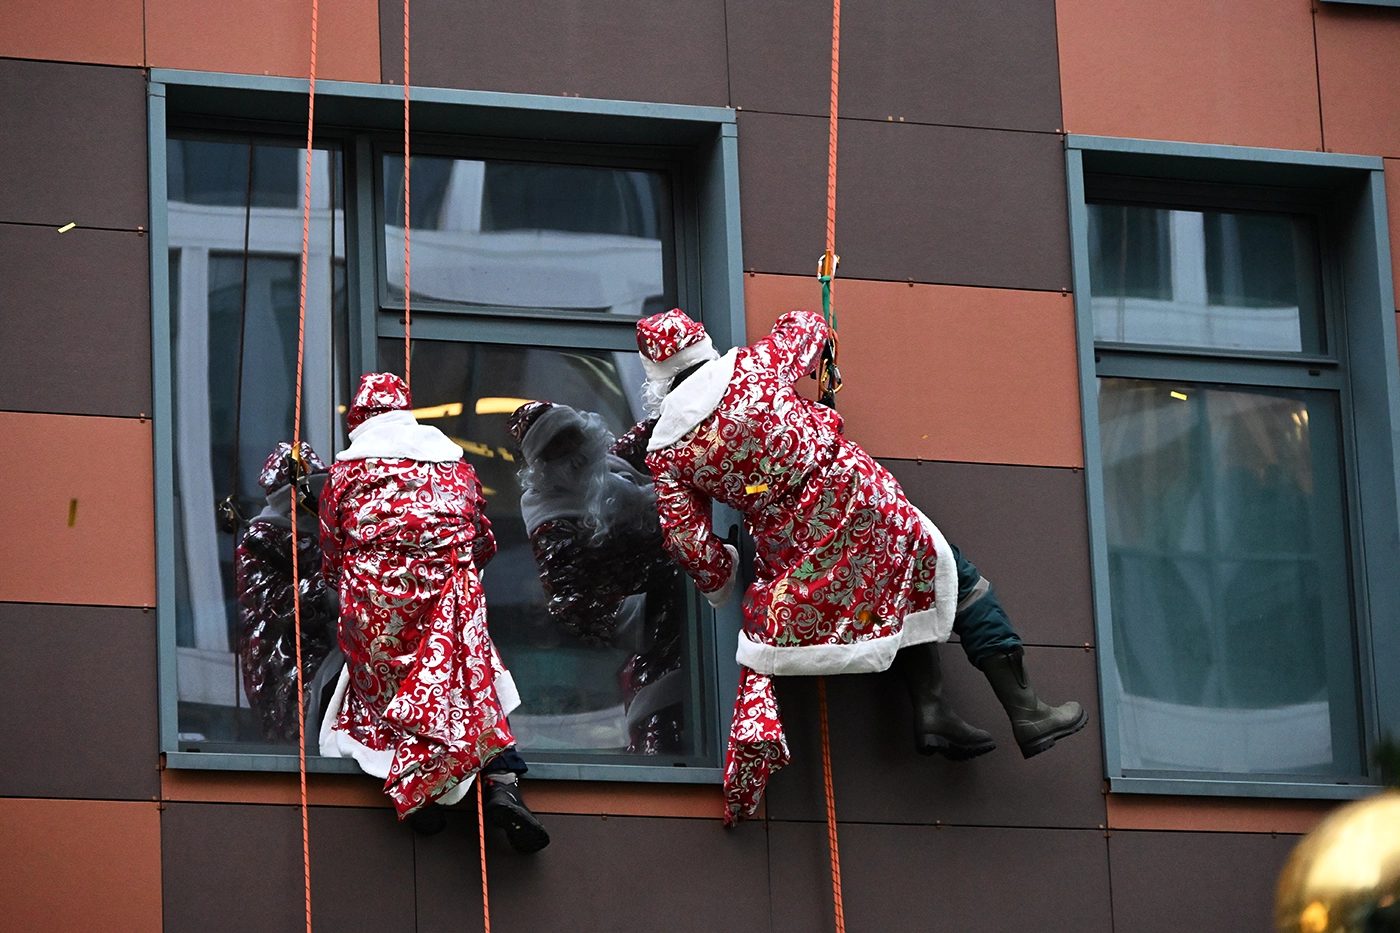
[
  {"xmin": 382, "ymin": 155, "xmax": 673, "ymax": 316},
  {"xmin": 1099, "ymin": 378, "xmax": 1360, "ymax": 776},
  {"xmin": 377, "ymin": 339, "xmax": 705, "ymax": 760},
  {"xmin": 169, "ymin": 137, "xmax": 349, "ymax": 750},
  {"xmin": 1088, "ymin": 204, "xmax": 1323, "ymax": 353}
]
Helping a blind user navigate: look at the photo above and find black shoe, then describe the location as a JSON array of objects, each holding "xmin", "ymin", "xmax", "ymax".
[
  {"xmin": 978, "ymin": 649, "xmax": 1087, "ymax": 758},
  {"xmin": 893, "ymin": 643, "xmax": 997, "ymax": 761},
  {"xmin": 482, "ymin": 779, "xmax": 551, "ymax": 854},
  {"xmin": 407, "ymin": 802, "xmax": 448, "ymax": 836}
]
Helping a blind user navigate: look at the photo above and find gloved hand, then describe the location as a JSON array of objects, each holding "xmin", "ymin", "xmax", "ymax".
[{"xmin": 704, "ymin": 544, "xmax": 740, "ymax": 609}]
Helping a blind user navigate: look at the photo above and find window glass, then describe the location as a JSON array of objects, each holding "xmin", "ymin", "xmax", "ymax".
[
  {"xmin": 382, "ymin": 155, "xmax": 674, "ymax": 316},
  {"xmin": 375, "ymin": 338, "xmax": 707, "ymax": 761},
  {"xmin": 1089, "ymin": 204, "xmax": 1323, "ymax": 353},
  {"xmin": 168, "ymin": 136, "xmax": 349, "ymax": 751},
  {"xmin": 1098, "ymin": 378, "xmax": 1361, "ymax": 776}
]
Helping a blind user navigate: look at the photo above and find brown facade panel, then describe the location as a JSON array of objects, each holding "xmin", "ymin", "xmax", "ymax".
[
  {"xmin": 727, "ymin": 0, "xmax": 1062, "ymax": 132},
  {"xmin": 744, "ymin": 274, "xmax": 1084, "ymax": 467},
  {"xmin": 0, "ymin": 603, "xmax": 158, "ymax": 800},
  {"xmin": 145, "ymin": 0, "xmax": 381, "ymax": 84},
  {"xmin": 0, "ymin": 798, "xmax": 162, "ymax": 933},
  {"xmin": 162, "ymin": 802, "xmax": 417, "ymax": 933},
  {"xmin": 0, "ymin": 0, "xmax": 145, "ymax": 67},
  {"xmin": 0, "ymin": 59, "xmax": 147, "ymax": 229},
  {"xmin": 764, "ymin": 646, "xmax": 1105, "ymax": 828},
  {"xmin": 415, "ymin": 812, "xmax": 770, "ymax": 933},
  {"xmin": 0, "ymin": 411, "xmax": 156, "ymax": 607},
  {"xmin": 769, "ymin": 821, "xmax": 1112, "ymax": 933},
  {"xmin": 881, "ymin": 458, "xmax": 1094, "ymax": 649},
  {"xmin": 736, "ymin": 112, "xmax": 1071, "ymax": 290},
  {"xmin": 160, "ymin": 769, "xmax": 391, "ymax": 809},
  {"xmin": 1106, "ymin": 794, "xmax": 1336, "ymax": 836},
  {"xmin": 1316, "ymin": 6, "xmax": 1400, "ymax": 159},
  {"xmin": 1056, "ymin": 0, "xmax": 1322, "ymax": 151},
  {"xmin": 379, "ymin": 0, "xmax": 729, "ymax": 106},
  {"xmin": 0, "ymin": 223, "xmax": 151, "ymax": 417},
  {"xmin": 1108, "ymin": 830, "xmax": 1299, "ymax": 933}
]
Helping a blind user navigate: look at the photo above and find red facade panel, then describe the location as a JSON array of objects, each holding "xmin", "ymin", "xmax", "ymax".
[
  {"xmin": 0, "ymin": 798, "xmax": 162, "ymax": 933},
  {"xmin": 0, "ymin": 411, "xmax": 155, "ymax": 607},
  {"xmin": 1316, "ymin": 6, "xmax": 1400, "ymax": 158},
  {"xmin": 1056, "ymin": 0, "xmax": 1322, "ymax": 151},
  {"xmin": 1388, "ymin": 160, "xmax": 1400, "ymax": 310},
  {"xmin": 146, "ymin": 0, "xmax": 380, "ymax": 84},
  {"xmin": 0, "ymin": 0, "xmax": 144, "ymax": 67},
  {"xmin": 745, "ymin": 273, "xmax": 1083, "ymax": 467}
]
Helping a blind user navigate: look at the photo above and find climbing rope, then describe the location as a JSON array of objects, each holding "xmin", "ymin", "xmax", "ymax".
[
  {"xmin": 816, "ymin": 1, "xmax": 847, "ymax": 931},
  {"xmin": 817, "ymin": 678, "xmax": 846, "ymax": 933},
  {"xmin": 816, "ymin": 0, "xmax": 843, "ymax": 409},
  {"xmin": 477, "ymin": 779, "xmax": 492, "ymax": 932},
  {"xmin": 288, "ymin": 0, "xmax": 319, "ymax": 930},
  {"xmin": 402, "ymin": 0, "xmax": 412, "ymax": 392}
]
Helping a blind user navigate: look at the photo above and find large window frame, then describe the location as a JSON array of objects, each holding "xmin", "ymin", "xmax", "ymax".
[
  {"xmin": 149, "ymin": 69, "xmax": 747, "ymax": 783},
  {"xmin": 1066, "ymin": 134, "xmax": 1400, "ymax": 799}
]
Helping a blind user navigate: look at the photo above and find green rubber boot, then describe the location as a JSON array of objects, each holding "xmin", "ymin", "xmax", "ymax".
[
  {"xmin": 893, "ymin": 643, "xmax": 997, "ymax": 761},
  {"xmin": 978, "ymin": 649, "xmax": 1087, "ymax": 759}
]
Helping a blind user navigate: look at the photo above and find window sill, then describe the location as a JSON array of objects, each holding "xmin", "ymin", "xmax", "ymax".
[
  {"xmin": 162, "ymin": 750, "xmax": 723, "ymax": 784},
  {"xmin": 1108, "ymin": 775, "xmax": 1380, "ymax": 800}
]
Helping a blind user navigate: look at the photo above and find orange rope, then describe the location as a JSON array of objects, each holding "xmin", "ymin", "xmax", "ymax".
[
  {"xmin": 402, "ymin": 0, "xmax": 412, "ymax": 392},
  {"xmin": 817, "ymin": 678, "xmax": 846, "ymax": 933},
  {"xmin": 824, "ymin": 0, "xmax": 841, "ymax": 258},
  {"xmin": 290, "ymin": 0, "xmax": 319, "ymax": 930},
  {"xmin": 477, "ymin": 779, "xmax": 492, "ymax": 933}
]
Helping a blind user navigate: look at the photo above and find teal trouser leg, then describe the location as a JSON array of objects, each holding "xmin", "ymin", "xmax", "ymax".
[{"xmin": 949, "ymin": 544, "xmax": 1022, "ymax": 667}]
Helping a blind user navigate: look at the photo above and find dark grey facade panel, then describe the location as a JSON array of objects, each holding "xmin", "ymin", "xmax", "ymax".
[
  {"xmin": 736, "ymin": 111, "xmax": 1072, "ymax": 289},
  {"xmin": 379, "ymin": 0, "xmax": 730, "ymax": 107},
  {"xmin": 1108, "ymin": 830, "xmax": 1300, "ymax": 933},
  {"xmin": 0, "ymin": 223, "xmax": 151, "ymax": 417},
  {"xmin": 765, "ymin": 646, "xmax": 1105, "ymax": 828},
  {"xmin": 0, "ymin": 59, "xmax": 147, "ymax": 229},
  {"xmin": 882, "ymin": 459, "xmax": 1094, "ymax": 650},
  {"xmin": 839, "ymin": 0, "xmax": 1063, "ymax": 132},
  {"xmin": 161, "ymin": 803, "xmax": 416, "ymax": 933},
  {"xmin": 0, "ymin": 603, "xmax": 158, "ymax": 800},
  {"xmin": 729, "ymin": 0, "xmax": 1063, "ymax": 132},
  {"xmin": 415, "ymin": 812, "xmax": 771, "ymax": 933},
  {"xmin": 735, "ymin": 111, "xmax": 829, "ymax": 275},
  {"xmin": 769, "ymin": 821, "xmax": 1112, "ymax": 933}
]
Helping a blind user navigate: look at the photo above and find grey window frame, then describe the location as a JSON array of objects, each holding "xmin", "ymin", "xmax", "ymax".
[
  {"xmin": 148, "ymin": 69, "xmax": 747, "ymax": 783},
  {"xmin": 1066, "ymin": 134, "xmax": 1400, "ymax": 799}
]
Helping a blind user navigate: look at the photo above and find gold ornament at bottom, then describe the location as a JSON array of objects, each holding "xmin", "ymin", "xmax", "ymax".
[{"xmin": 1276, "ymin": 790, "xmax": 1400, "ymax": 933}]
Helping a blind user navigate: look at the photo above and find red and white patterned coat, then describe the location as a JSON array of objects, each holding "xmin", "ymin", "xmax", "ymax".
[
  {"xmin": 319, "ymin": 377, "xmax": 518, "ymax": 818},
  {"xmin": 644, "ymin": 310, "xmax": 955, "ymax": 823}
]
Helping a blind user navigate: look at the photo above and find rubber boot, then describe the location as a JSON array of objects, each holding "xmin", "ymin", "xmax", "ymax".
[
  {"xmin": 978, "ymin": 648, "xmax": 1087, "ymax": 759},
  {"xmin": 482, "ymin": 778, "xmax": 551, "ymax": 854},
  {"xmin": 892, "ymin": 643, "xmax": 997, "ymax": 761}
]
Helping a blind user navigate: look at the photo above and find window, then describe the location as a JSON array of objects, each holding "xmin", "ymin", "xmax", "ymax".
[
  {"xmin": 1067, "ymin": 136, "xmax": 1400, "ymax": 797},
  {"xmin": 151, "ymin": 71, "xmax": 745, "ymax": 781}
]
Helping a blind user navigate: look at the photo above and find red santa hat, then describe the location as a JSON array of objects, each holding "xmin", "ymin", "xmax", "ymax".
[
  {"xmin": 636, "ymin": 308, "xmax": 718, "ymax": 384},
  {"xmin": 346, "ymin": 372, "xmax": 411, "ymax": 430}
]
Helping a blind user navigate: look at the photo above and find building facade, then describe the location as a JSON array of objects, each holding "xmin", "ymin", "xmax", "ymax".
[{"xmin": 3, "ymin": 1, "xmax": 1399, "ymax": 931}]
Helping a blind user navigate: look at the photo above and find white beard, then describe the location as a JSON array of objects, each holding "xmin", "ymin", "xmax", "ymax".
[{"xmin": 640, "ymin": 377, "xmax": 671, "ymax": 419}]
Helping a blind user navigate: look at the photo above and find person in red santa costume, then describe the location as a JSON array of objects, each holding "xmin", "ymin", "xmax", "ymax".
[
  {"xmin": 318, "ymin": 372, "xmax": 549, "ymax": 851},
  {"xmin": 636, "ymin": 308, "xmax": 1087, "ymax": 824}
]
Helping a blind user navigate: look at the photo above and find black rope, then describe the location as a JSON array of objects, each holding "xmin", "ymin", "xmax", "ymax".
[{"xmin": 218, "ymin": 142, "xmax": 257, "ymax": 534}]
